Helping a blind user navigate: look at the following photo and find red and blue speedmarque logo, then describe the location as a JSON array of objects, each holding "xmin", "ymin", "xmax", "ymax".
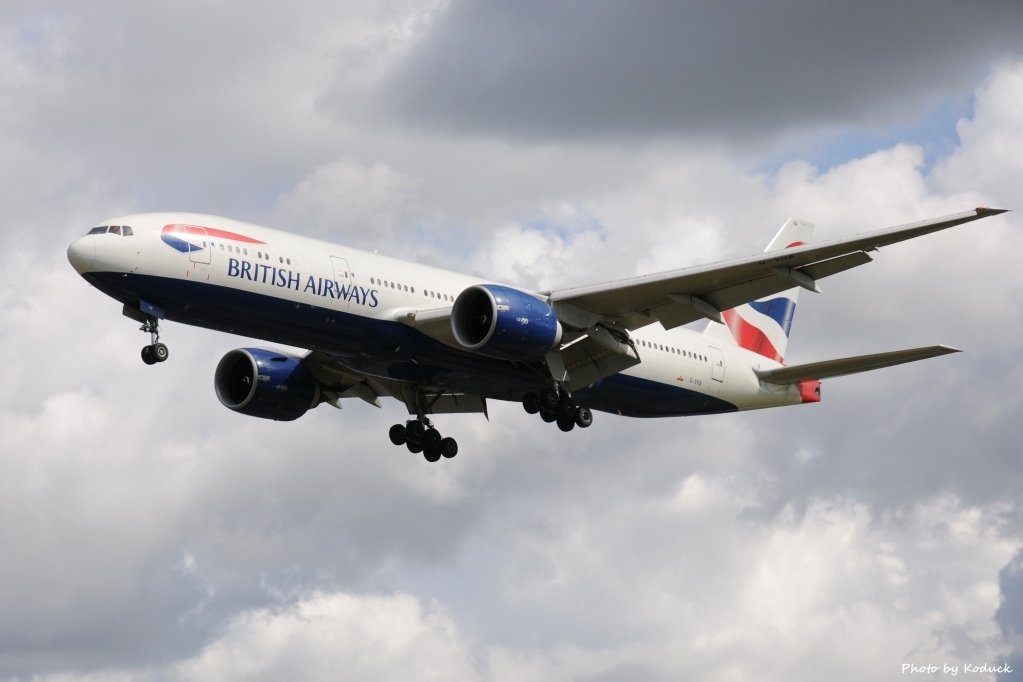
[{"xmin": 161, "ymin": 224, "xmax": 266, "ymax": 253}]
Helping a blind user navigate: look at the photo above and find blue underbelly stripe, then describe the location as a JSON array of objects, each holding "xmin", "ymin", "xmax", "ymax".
[{"xmin": 84, "ymin": 272, "xmax": 737, "ymax": 417}]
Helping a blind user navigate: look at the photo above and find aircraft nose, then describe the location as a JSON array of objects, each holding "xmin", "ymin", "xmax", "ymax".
[{"xmin": 67, "ymin": 237, "xmax": 95, "ymax": 274}]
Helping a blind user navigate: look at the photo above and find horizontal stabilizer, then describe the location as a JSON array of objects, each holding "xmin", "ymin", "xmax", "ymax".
[{"xmin": 754, "ymin": 345, "xmax": 961, "ymax": 384}]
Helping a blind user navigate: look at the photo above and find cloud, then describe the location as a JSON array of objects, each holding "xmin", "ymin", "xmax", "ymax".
[
  {"xmin": 2, "ymin": 4, "xmax": 1023, "ymax": 681},
  {"xmin": 24, "ymin": 487, "xmax": 1018, "ymax": 682},
  {"xmin": 997, "ymin": 551, "xmax": 1023, "ymax": 678},
  {"xmin": 371, "ymin": 0, "xmax": 1023, "ymax": 143},
  {"xmin": 172, "ymin": 592, "xmax": 479, "ymax": 681},
  {"xmin": 274, "ymin": 157, "xmax": 422, "ymax": 244}
]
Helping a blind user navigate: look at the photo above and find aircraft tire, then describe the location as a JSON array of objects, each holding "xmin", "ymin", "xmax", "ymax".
[
  {"xmin": 424, "ymin": 447, "xmax": 442, "ymax": 463},
  {"xmin": 440, "ymin": 437, "xmax": 458, "ymax": 458},
  {"xmin": 540, "ymin": 387, "xmax": 560, "ymax": 412},
  {"xmin": 540, "ymin": 409, "xmax": 557, "ymax": 423},
  {"xmin": 575, "ymin": 407, "xmax": 593, "ymax": 428},
  {"xmin": 141, "ymin": 345, "xmax": 158, "ymax": 365},
  {"xmin": 556, "ymin": 416, "xmax": 575, "ymax": 432},
  {"xmin": 522, "ymin": 392, "xmax": 541, "ymax": 414},
  {"xmin": 556, "ymin": 396, "xmax": 576, "ymax": 420},
  {"xmin": 407, "ymin": 420, "xmax": 426, "ymax": 441},
  {"xmin": 407, "ymin": 441, "xmax": 423, "ymax": 454},
  {"xmin": 423, "ymin": 428, "xmax": 442, "ymax": 450},
  {"xmin": 153, "ymin": 343, "xmax": 169, "ymax": 362},
  {"xmin": 389, "ymin": 423, "xmax": 407, "ymax": 446}
]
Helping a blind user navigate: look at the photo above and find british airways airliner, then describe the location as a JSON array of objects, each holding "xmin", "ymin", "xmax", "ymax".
[{"xmin": 67, "ymin": 207, "xmax": 1006, "ymax": 462}]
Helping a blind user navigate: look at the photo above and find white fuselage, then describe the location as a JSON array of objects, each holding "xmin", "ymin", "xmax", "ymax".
[{"xmin": 68, "ymin": 213, "xmax": 805, "ymax": 417}]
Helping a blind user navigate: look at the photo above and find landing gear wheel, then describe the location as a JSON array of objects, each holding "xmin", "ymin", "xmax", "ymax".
[
  {"xmin": 574, "ymin": 406, "xmax": 593, "ymax": 429},
  {"xmin": 152, "ymin": 342, "xmax": 169, "ymax": 362},
  {"xmin": 540, "ymin": 386, "xmax": 560, "ymax": 412},
  {"xmin": 389, "ymin": 424, "xmax": 407, "ymax": 446},
  {"xmin": 440, "ymin": 437, "xmax": 458, "ymax": 459},
  {"xmin": 141, "ymin": 345, "xmax": 157, "ymax": 365},
  {"xmin": 522, "ymin": 392, "xmax": 541, "ymax": 415},
  {"xmin": 407, "ymin": 441, "xmax": 423, "ymax": 454},
  {"xmin": 556, "ymin": 416, "xmax": 576, "ymax": 432},
  {"xmin": 423, "ymin": 447, "xmax": 442, "ymax": 463},
  {"xmin": 540, "ymin": 409, "xmax": 557, "ymax": 423},
  {"xmin": 556, "ymin": 395, "xmax": 576, "ymax": 420},
  {"xmin": 423, "ymin": 428, "xmax": 442, "ymax": 451},
  {"xmin": 406, "ymin": 420, "xmax": 426, "ymax": 441}
]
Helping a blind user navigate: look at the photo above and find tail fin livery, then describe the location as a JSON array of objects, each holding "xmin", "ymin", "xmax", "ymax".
[{"xmin": 703, "ymin": 218, "xmax": 814, "ymax": 364}]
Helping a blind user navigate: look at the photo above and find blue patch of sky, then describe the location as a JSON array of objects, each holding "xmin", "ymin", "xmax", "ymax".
[
  {"xmin": 524, "ymin": 214, "xmax": 607, "ymax": 243},
  {"xmin": 757, "ymin": 93, "xmax": 974, "ymax": 177}
]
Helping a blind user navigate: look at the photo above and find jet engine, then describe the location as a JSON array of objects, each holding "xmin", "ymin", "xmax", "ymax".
[
  {"xmin": 214, "ymin": 348, "xmax": 320, "ymax": 421},
  {"xmin": 451, "ymin": 284, "xmax": 562, "ymax": 360}
]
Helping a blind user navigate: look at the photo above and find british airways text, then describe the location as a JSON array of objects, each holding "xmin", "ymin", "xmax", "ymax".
[{"xmin": 227, "ymin": 257, "xmax": 379, "ymax": 307}]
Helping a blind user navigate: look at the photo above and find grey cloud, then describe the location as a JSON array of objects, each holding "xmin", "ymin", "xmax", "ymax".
[
  {"xmin": 998, "ymin": 551, "xmax": 1023, "ymax": 680},
  {"xmin": 998, "ymin": 550, "xmax": 1023, "ymax": 634},
  {"xmin": 369, "ymin": 0, "xmax": 1023, "ymax": 142},
  {"xmin": 3, "ymin": 3, "xmax": 1023, "ymax": 680}
]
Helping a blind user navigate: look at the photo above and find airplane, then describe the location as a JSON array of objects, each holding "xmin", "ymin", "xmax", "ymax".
[{"xmin": 67, "ymin": 206, "xmax": 1007, "ymax": 462}]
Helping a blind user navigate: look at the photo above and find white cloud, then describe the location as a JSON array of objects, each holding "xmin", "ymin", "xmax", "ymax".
[
  {"xmin": 934, "ymin": 59, "xmax": 1023, "ymax": 205},
  {"xmin": 2, "ymin": 5, "xmax": 1022, "ymax": 681},
  {"xmin": 274, "ymin": 157, "xmax": 422, "ymax": 243},
  {"xmin": 171, "ymin": 592, "xmax": 479, "ymax": 682}
]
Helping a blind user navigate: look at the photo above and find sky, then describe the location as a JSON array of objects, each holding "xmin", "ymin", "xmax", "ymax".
[{"xmin": 2, "ymin": 1, "xmax": 1023, "ymax": 680}]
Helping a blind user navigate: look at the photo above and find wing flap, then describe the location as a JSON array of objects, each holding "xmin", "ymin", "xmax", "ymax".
[
  {"xmin": 303, "ymin": 350, "xmax": 392, "ymax": 407},
  {"xmin": 754, "ymin": 345, "xmax": 961, "ymax": 384}
]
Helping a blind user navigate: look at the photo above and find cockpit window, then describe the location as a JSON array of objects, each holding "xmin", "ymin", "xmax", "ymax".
[{"xmin": 86, "ymin": 225, "xmax": 134, "ymax": 236}]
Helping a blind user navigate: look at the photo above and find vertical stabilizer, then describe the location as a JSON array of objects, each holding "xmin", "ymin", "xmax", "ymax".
[{"xmin": 703, "ymin": 218, "xmax": 814, "ymax": 364}]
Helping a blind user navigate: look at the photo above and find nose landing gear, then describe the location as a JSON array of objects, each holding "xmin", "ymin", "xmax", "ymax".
[
  {"xmin": 139, "ymin": 316, "xmax": 169, "ymax": 365},
  {"xmin": 123, "ymin": 303, "xmax": 170, "ymax": 365}
]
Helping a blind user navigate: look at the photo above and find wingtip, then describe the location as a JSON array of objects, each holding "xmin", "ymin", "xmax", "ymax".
[{"xmin": 975, "ymin": 206, "xmax": 1010, "ymax": 216}]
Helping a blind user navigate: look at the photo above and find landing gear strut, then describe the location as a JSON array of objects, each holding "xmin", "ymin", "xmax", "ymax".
[
  {"xmin": 388, "ymin": 419, "xmax": 458, "ymax": 462},
  {"xmin": 522, "ymin": 385, "xmax": 593, "ymax": 433},
  {"xmin": 139, "ymin": 315, "xmax": 169, "ymax": 365}
]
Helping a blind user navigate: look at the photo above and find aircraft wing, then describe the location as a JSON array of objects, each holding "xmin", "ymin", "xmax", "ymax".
[
  {"xmin": 547, "ymin": 208, "xmax": 1007, "ymax": 332},
  {"xmin": 754, "ymin": 345, "xmax": 960, "ymax": 384}
]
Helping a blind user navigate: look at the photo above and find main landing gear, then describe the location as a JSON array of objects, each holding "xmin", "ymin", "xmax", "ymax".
[
  {"xmin": 139, "ymin": 315, "xmax": 169, "ymax": 365},
  {"xmin": 522, "ymin": 385, "xmax": 593, "ymax": 433},
  {"xmin": 388, "ymin": 418, "xmax": 459, "ymax": 463}
]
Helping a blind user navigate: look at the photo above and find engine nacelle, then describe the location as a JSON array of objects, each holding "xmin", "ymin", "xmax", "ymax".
[
  {"xmin": 451, "ymin": 284, "xmax": 562, "ymax": 360},
  {"xmin": 214, "ymin": 348, "xmax": 320, "ymax": 421}
]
